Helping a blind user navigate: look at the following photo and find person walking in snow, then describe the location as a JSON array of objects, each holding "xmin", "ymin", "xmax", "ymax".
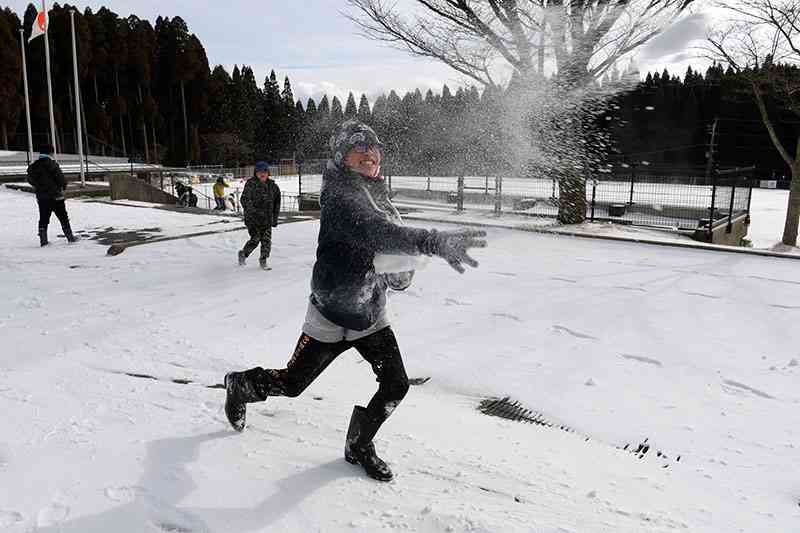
[
  {"xmin": 223, "ymin": 120, "xmax": 487, "ymax": 481},
  {"xmin": 238, "ymin": 162, "xmax": 281, "ymax": 270},
  {"xmin": 26, "ymin": 144, "xmax": 78, "ymax": 246},
  {"xmin": 213, "ymin": 176, "xmax": 229, "ymax": 210}
]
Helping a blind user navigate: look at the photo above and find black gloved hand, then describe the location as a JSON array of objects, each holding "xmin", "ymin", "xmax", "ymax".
[{"xmin": 426, "ymin": 228, "xmax": 487, "ymax": 274}]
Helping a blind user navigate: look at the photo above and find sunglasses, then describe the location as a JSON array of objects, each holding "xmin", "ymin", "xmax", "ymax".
[{"xmin": 352, "ymin": 142, "xmax": 383, "ymax": 155}]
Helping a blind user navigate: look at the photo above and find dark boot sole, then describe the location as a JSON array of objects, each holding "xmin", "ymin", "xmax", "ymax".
[{"xmin": 344, "ymin": 453, "xmax": 393, "ymax": 482}]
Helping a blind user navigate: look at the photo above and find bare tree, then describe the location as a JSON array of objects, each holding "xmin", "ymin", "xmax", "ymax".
[
  {"xmin": 705, "ymin": 0, "xmax": 800, "ymax": 246},
  {"xmin": 346, "ymin": 0, "xmax": 695, "ymax": 223}
]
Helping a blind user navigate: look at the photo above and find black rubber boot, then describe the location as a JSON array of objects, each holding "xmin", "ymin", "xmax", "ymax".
[
  {"xmin": 238, "ymin": 250, "xmax": 246, "ymax": 266},
  {"xmin": 224, "ymin": 368, "xmax": 269, "ymax": 432},
  {"xmin": 344, "ymin": 406, "xmax": 393, "ymax": 482},
  {"xmin": 60, "ymin": 219, "xmax": 78, "ymax": 243},
  {"xmin": 38, "ymin": 230, "xmax": 48, "ymax": 247}
]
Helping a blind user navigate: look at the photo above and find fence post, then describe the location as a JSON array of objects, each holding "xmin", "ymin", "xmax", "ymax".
[
  {"xmin": 457, "ymin": 175, "xmax": 464, "ymax": 212},
  {"xmin": 746, "ymin": 176, "xmax": 753, "ymax": 224},
  {"xmin": 551, "ymin": 177, "xmax": 556, "ymax": 200},
  {"xmin": 628, "ymin": 166, "xmax": 635, "ymax": 205},
  {"xmin": 160, "ymin": 171, "xmax": 164, "ymax": 192},
  {"xmin": 298, "ymin": 173, "xmax": 303, "ymax": 199},
  {"xmin": 388, "ymin": 174, "xmax": 392, "ymax": 195},
  {"xmin": 590, "ymin": 180, "xmax": 597, "ymax": 222},
  {"xmin": 485, "ymin": 176, "xmax": 489, "ymax": 195},
  {"xmin": 426, "ymin": 177, "xmax": 431, "ymax": 192},
  {"xmin": 708, "ymin": 170, "xmax": 718, "ymax": 243},
  {"xmin": 726, "ymin": 182, "xmax": 736, "ymax": 233},
  {"xmin": 494, "ymin": 177, "xmax": 503, "ymax": 214}
]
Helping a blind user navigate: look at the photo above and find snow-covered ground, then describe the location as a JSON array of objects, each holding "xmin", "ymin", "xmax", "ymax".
[{"xmin": 1, "ymin": 186, "xmax": 799, "ymax": 532}]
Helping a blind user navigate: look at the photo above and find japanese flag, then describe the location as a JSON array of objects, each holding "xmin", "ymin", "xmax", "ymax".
[{"xmin": 28, "ymin": 1, "xmax": 47, "ymax": 42}]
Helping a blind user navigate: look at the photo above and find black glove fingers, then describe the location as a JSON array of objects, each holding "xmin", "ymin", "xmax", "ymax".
[
  {"xmin": 461, "ymin": 253, "xmax": 479, "ymax": 268},
  {"xmin": 465, "ymin": 238, "xmax": 487, "ymax": 249},
  {"xmin": 447, "ymin": 257, "xmax": 466, "ymax": 274}
]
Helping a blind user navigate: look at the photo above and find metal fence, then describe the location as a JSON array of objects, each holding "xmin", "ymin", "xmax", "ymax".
[
  {"xmin": 386, "ymin": 169, "xmax": 754, "ymax": 235},
  {"xmin": 138, "ymin": 164, "xmax": 327, "ymax": 214},
  {"xmin": 128, "ymin": 161, "xmax": 754, "ymax": 237}
]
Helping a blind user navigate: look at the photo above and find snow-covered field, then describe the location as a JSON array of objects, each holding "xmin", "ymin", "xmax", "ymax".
[{"xmin": 1, "ymin": 187, "xmax": 799, "ymax": 532}]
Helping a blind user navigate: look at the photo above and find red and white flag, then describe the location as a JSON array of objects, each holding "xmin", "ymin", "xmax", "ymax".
[{"xmin": 28, "ymin": 1, "xmax": 47, "ymax": 42}]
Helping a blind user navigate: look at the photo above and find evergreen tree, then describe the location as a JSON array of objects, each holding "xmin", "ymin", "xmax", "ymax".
[
  {"xmin": 345, "ymin": 92, "xmax": 357, "ymax": 118},
  {"xmin": 0, "ymin": 8, "xmax": 21, "ymax": 150},
  {"xmin": 357, "ymin": 94, "xmax": 371, "ymax": 122},
  {"xmin": 330, "ymin": 95, "xmax": 344, "ymax": 122}
]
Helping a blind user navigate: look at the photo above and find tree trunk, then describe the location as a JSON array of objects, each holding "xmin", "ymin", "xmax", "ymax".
[
  {"xmin": 558, "ymin": 175, "xmax": 588, "ymax": 224},
  {"xmin": 127, "ymin": 113, "xmax": 135, "ymax": 160},
  {"xmin": 152, "ymin": 124, "xmax": 158, "ymax": 163},
  {"xmin": 1, "ymin": 122, "xmax": 8, "ymax": 150},
  {"xmin": 138, "ymin": 85, "xmax": 150, "ymax": 162},
  {"xmin": 181, "ymin": 80, "xmax": 189, "ymax": 166},
  {"xmin": 116, "ymin": 68, "xmax": 126, "ymax": 157},
  {"xmin": 782, "ymin": 141, "xmax": 800, "ymax": 246}
]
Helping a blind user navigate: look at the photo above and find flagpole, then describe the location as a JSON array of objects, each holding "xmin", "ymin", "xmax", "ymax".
[
  {"xmin": 19, "ymin": 28, "xmax": 34, "ymax": 164},
  {"xmin": 70, "ymin": 9, "xmax": 84, "ymax": 187},
  {"xmin": 42, "ymin": 0, "xmax": 57, "ymax": 158}
]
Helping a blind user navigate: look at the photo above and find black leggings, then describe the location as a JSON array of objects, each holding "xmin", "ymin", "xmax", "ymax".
[{"xmin": 253, "ymin": 327, "xmax": 409, "ymax": 432}]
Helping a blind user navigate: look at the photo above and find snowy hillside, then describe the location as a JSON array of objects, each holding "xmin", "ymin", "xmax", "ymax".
[{"xmin": 0, "ymin": 187, "xmax": 798, "ymax": 532}]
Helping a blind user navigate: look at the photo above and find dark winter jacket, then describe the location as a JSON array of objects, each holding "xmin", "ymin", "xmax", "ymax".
[
  {"xmin": 241, "ymin": 176, "xmax": 281, "ymax": 227},
  {"xmin": 26, "ymin": 156, "xmax": 67, "ymax": 201},
  {"xmin": 311, "ymin": 162, "xmax": 433, "ymax": 331}
]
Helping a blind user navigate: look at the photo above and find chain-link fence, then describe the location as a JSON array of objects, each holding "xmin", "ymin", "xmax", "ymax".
[
  {"xmin": 136, "ymin": 163, "xmax": 327, "ymax": 214},
  {"xmin": 386, "ymin": 169, "xmax": 754, "ymax": 235},
  {"xmin": 127, "ymin": 160, "xmax": 753, "ymax": 238}
]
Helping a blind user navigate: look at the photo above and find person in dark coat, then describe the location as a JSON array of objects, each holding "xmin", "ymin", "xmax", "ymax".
[
  {"xmin": 223, "ymin": 120, "xmax": 487, "ymax": 482},
  {"xmin": 26, "ymin": 144, "xmax": 77, "ymax": 246},
  {"xmin": 238, "ymin": 162, "xmax": 281, "ymax": 270}
]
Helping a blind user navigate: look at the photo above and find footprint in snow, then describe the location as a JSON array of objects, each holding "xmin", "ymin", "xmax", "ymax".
[
  {"xmin": 444, "ymin": 298, "xmax": 471, "ymax": 307},
  {"xmin": 613, "ymin": 285, "xmax": 647, "ymax": 293},
  {"xmin": 36, "ymin": 503, "xmax": 70, "ymax": 527},
  {"xmin": 769, "ymin": 304, "xmax": 800, "ymax": 310},
  {"xmin": 105, "ymin": 486, "xmax": 137, "ymax": 503},
  {"xmin": 748, "ymin": 275, "xmax": 800, "ymax": 286},
  {"xmin": 552, "ymin": 325, "xmax": 598, "ymax": 340},
  {"xmin": 490, "ymin": 271, "xmax": 517, "ymax": 277},
  {"xmin": 683, "ymin": 291, "xmax": 721, "ymax": 300},
  {"xmin": 0, "ymin": 510, "xmax": 24, "ymax": 527},
  {"xmin": 492, "ymin": 312, "xmax": 522, "ymax": 322},
  {"xmin": 549, "ymin": 277, "xmax": 578, "ymax": 283},
  {"xmin": 621, "ymin": 354, "xmax": 663, "ymax": 367},
  {"xmin": 722, "ymin": 380, "xmax": 775, "ymax": 400},
  {"xmin": 155, "ymin": 521, "xmax": 194, "ymax": 533}
]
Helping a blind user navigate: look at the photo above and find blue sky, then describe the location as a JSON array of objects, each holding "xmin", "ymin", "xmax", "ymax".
[{"xmin": 6, "ymin": 1, "xmax": 715, "ymax": 104}]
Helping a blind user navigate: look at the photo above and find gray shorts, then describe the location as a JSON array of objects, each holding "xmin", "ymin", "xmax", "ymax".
[{"xmin": 302, "ymin": 297, "xmax": 390, "ymax": 343}]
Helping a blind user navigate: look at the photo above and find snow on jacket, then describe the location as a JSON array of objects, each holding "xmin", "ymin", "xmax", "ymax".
[
  {"xmin": 241, "ymin": 176, "xmax": 281, "ymax": 226},
  {"xmin": 311, "ymin": 161, "xmax": 433, "ymax": 331},
  {"xmin": 26, "ymin": 156, "xmax": 67, "ymax": 201}
]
